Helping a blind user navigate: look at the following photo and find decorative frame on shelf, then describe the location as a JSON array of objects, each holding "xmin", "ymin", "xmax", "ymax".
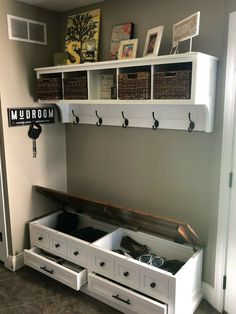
[
  {"xmin": 118, "ymin": 39, "xmax": 138, "ymax": 59},
  {"xmin": 172, "ymin": 11, "xmax": 200, "ymax": 53},
  {"xmin": 143, "ymin": 26, "xmax": 164, "ymax": 57},
  {"xmin": 109, "ymin": 22, "xmax": 134, "ymax": 60},
  {"xmin": 65, "ymin": 8, "xmax": 101, "ymax": 64}
]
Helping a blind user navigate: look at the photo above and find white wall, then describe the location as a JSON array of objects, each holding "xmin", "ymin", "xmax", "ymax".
[
  {"xmin": 0, "ymin": 0, "xmax": 67, "ymax": 255},
  {"xmin": 0, "ymin": 142, "xmax": 7, "ymax": 262}
]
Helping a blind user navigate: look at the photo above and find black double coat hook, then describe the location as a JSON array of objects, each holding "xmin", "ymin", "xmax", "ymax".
[
  {"xmin": 152, "ymin": 112, "xmax": 159, "ymax": 130},
  {"xmin": 95, "ymin": 110, "xmax": 103, "ymax": 127},
  {"xmin": 122, "ymin": 111, "xmax": 129, "ymax": 128},
  {"xmin": 72, "ymin": 110, "xmax": 79, "ymax": 125},
  {"xmin": 188, "ymin": 113, "xmax": 195, "ymax": 132}
]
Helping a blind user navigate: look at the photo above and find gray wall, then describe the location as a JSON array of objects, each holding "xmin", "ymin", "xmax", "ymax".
[
  {"xmin": 62, "ymin": 0, "xmax": 226, "ymax": 286},
  {"xmin": 0, "ymin": 0, "xmax": 67, "ymax": 255}
]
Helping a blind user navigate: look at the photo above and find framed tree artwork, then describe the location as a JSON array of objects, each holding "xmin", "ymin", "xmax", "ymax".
[
  {"xmin": 65, "ymin": 9, "xmax": 101, "ymax": 64},
  {"xmin": 109, "ymin": 23, "xmax": 134, "ymax": 60}
]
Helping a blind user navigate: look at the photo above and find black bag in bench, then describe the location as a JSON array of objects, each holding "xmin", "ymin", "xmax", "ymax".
[{"xmin": 56, "ymin": 210, "xmax": 79, "ymax": 236}]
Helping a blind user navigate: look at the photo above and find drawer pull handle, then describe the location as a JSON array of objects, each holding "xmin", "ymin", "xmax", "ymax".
[
  {"xmin": 38, "ymin": 237, "xmax": 43, "ymax": 241},
  {"xmin": 100, "ymin": 261, "xmax": 105, "ymax": 267},
  {"xmin": 150, "ymin": 282, "xmax": 156, "ymax": 288},
  {"xmin": 55, "ymin": 243, "xmax": 60, "ymax": 248},
  {"xmin": 74, "ymin": 251, "xmax": 79, "ymax": 256},
  {"xmin": 112, "ymin": 294, "xmax": 130, "ymax": 305},
  {"xmin": 123, "ymin": 271, "xmax": 129, "ymax": 277},
  {"xmin": 40, "ymin": 266, "xmax": 54, "ymax": 275}
]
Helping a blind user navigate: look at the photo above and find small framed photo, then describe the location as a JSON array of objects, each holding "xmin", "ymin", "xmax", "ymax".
[
  {"xmin": 143, "ymin": 26, "xmax": 164, "ymax": 57},
  {"xmin": 118, "ymin": 39, "xmax": 138, "ymax": 59},
  {"xmin": 109, "ymin": 22, "xmax": 134, "ymax": 60}
]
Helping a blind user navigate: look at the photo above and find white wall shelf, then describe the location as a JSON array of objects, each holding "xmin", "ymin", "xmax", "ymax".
[{"xmin": 36, "ymin": 52, "xmax": 218, "ymax": 132}]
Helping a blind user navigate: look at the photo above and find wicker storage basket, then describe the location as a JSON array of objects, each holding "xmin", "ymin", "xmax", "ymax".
[
  {"xmin": 118, "ymin": 72, "xmax": 151, "ymax": 100},
  {"xmin": 64, "ymin": 77, "xmax": 88, "ymax": 99},
  {"xmin": 153, "ymin": 70, "xmax": 191, "ymax": 99},
  {"xmin": 37, "ymin": 78, "xmax": 62, "ymax": 100}
]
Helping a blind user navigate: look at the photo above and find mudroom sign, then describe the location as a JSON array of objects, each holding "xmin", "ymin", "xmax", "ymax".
[{"xmin": 8, "ymin": 107, "xmax": 55, "ymax": 127}]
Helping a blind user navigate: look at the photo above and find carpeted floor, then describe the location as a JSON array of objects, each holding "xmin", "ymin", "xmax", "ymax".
[{"xmin": 0, "ymin": 262, "xmax": 220, "ymax": 313}]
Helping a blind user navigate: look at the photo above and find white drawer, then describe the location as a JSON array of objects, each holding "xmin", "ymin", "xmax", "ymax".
[
  {"xmin": 67, "ymin": 239, "xmax": 88, "ymax": 268},
  {"xmin": 89, "ymin": 247, "xmax": 115, "ymax": 278},
  {"xmin": 24, "ymin": 248, "xmax": 87, "ymax": 291},
  {"xmin": 30, "ymin": 225, "xmax": 50, "ymax": 250},
  {"xmin": 115, "ymin": 258, "xmax": 140, "ymax": 290},
  {"xmin": 88, "ymin": 273, "xmax": 167, "ymax": 314},
  {"xmin": 29, "ymin": 211, "xmax": 117, "ymax": 266},
  {"xmin": 140, "ymin": 268, "xmax": 169, "ymax": 303},
  {"xmin": 31, "ymin": 223, "xmax": 90, "ymax": 266},
  {"xmin": 50, "ymin": 233, "xmax": 67, "ymax": 257}
]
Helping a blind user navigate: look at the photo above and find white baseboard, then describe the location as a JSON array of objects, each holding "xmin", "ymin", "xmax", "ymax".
[
  {"xmin": 192, "ymin": 290, "xmax": 203, "ymax": 313},
  {"xmin": 4, "ymin": 252, "xmax": 24, "ymax": 272},
  {"xmin": 202, "ymin": 281, "xmax": 219, "ymax": 311}
]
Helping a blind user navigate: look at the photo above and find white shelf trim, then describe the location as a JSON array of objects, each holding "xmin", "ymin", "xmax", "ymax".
[
  {"xmin": 36, "ymin": 52, "xmax": 218, "ymax": 133},
  {"xmin": 35, "ymin": 52, "xmax": 218, "ymax": 73},
  {"xmin": 55, "ymin": 102, "xmax": 209, "ymax": 132}
]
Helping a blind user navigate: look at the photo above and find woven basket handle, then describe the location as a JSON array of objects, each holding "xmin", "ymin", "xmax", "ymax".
[
  {"xmin": 164, "ymin": 72, "xmax": 177, "ymax": 78},
  {"xmin": 127, "ymin": 73, "xmax": 138, "ymax": 79},
  {"xmin": 41, "ymin": 78, "xmax": 52, "ymax": 82}
]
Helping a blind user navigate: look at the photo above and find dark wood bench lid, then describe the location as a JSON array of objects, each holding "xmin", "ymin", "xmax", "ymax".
[{"xmin": 34, "ymin": 185, "xmax": 204, "ymax": 249}]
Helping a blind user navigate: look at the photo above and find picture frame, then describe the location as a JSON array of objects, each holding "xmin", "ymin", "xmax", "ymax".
[
  {"xmin": 143, "ymin": 26, "xmax": 164, "ymax": 57},
  {"xmin": 109, "ymin": 22, "xmax": 134, "ymax": 60},
  {"xmin": 172, "ymin": 11, "xmax": 200, "ymax": 47},
  {"xmin": 118, "ymin": 39, "xmax": 138, "ymax": 60},
  {"xmin": 65, "ymin": 9, "xmax": 101, "ymax": 64}
]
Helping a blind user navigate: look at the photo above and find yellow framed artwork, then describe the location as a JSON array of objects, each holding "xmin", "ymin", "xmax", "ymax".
[{"xmin": 65, "ymin": 9, "xmax": 101, "ymax": 64}]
